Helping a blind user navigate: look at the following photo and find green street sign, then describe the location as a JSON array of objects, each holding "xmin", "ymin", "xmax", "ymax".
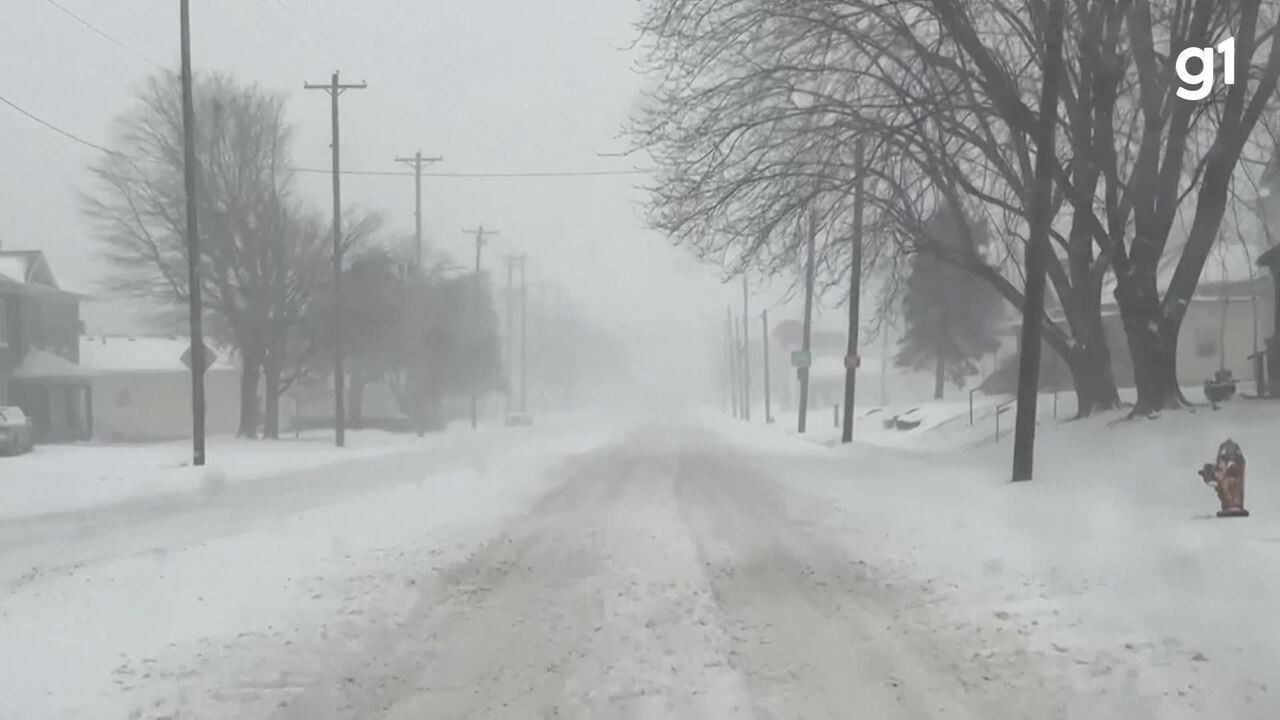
[{"xmin": 790, "ymin": 350, "xmax": 811, "ymax": 369}]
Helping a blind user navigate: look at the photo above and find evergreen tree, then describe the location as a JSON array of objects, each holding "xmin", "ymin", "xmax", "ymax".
[{"xmin": 896, "ymin": 204, "xmax": 1004, "ymax": 399}]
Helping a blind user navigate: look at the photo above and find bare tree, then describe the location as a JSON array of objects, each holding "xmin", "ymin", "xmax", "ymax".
[
  {"xmin": 634, "ymin": 0, "xmax": 1280, "ymax": 416},
  {"xmin": 631, "ymin": 0, "xmax": 1122, "ymax": 415},
  {"xmin": 83, "ymin": 73, "xmax": 337, "ymax": 437}
]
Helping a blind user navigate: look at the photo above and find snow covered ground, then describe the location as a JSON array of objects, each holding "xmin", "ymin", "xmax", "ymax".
[
  {"xmin": 713, "ymin": 397, "xmax": 1280, "ymax": 718},
  {"xmin": 0, "ymin": 416, "xmax": 626, "ymax": 719},
  {"xmin": 3, "ymin": 401, "xmax": 1276, "ymax": 718},
  {"xmin": 0, "ymin": 428, "xmax": 433, "ymax": 521}
]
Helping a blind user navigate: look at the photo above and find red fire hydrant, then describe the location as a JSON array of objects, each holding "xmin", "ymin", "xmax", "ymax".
[{"xmin": 1198, "ymin": 439, "xmax": 1250, "ymax": 518}]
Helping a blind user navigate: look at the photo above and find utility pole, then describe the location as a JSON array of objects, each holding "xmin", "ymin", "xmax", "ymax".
[
  {"xmin": 1012, "ymin": 0, "xmax": 1066, "ymax": 482},
  {"xmin": 762, "ymin": 309, "xmax": 773, "ymax": 423},
  {"xmin": 179, "ymin": 0, "xmax": 206, "ymax": 466},
  {"xmin": 731, "ymin": 315, "xmax": 744, "ymax": 420},
  {"xmin": 463, "ymin": 226, "xmax": 499, "ymax": 429},
  {"xmin": 842, "ymin": 138, "xmax": 866, "ymax": 444},
  {"xmin": 741, "ymin": 275, "xmax": 752, "ymax": 421},
  {"xmin": 503, "ymin": 254, "xmax": 517, "ymax": 417},
  {"xmin": 394, "ymin": 150, "xmax": 443, "ymax": 272},
  {"xmin": 798, "ymin": 210, "xmax": 817, "ymax": 434},
  {"xmin": 519, "ymin": 257, "xmax": 529, "ymax": 413},
  {"xmin": 305, "ymin": 71, "xmax": 366, "ymax": 448},
  {"xmin": 726, "ymin": 307, "xmax": 740, "ymax": 417},
  {"xmin": 881, "ymin": 319, "xmax": 890, "ymax": 406}
]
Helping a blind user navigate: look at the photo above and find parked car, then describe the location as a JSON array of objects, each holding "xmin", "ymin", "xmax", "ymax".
[{"xmin": 0, "ymin": 406, "xmax": 34, "ymax": 456}]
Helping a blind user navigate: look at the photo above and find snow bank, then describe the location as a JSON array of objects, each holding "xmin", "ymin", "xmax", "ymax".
[
  {"xmin": 0, "ymin": 415, "xmax": 626, "ymax": 719},
  {"xmin": 715, "ymin": 400, "xmax": 1280, "ymax": 717},
  {"xmin": 0, "ymin": 429, "xmax": 454, "ymax": 521}
]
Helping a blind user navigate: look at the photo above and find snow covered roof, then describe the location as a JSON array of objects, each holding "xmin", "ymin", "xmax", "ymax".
[
  {"xmin": 13, "ymin": 349, "xmax": 97, "ymax": 381},
  {"xmin": 0, "ymin": 250, "xmax": 57, "ymax": 286},
  {"xmin": 0, "ymin": 250, "xmax": 88, "ymax": 300},
  {"xmin": 79, "ymin": 336, "xmax": 237, "ymax": 374},
  {"xmin": 0, "ymin": 255, "xmax": 28, "ymax": 284}
]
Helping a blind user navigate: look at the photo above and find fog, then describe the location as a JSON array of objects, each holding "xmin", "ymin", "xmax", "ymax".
[
  {"xmin": 6, "ymin": 3, "xmax": 1280, "ymax": 717},
  {"xmin": 1, "ymin": 0, "xmax": 754, "ymax": 414}
]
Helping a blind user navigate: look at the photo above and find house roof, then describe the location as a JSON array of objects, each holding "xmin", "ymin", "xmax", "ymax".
[
  {"xmin": 0, "ymin": 250, "xmax": 55, "ymax": 286},
  {"xmin": 13, "ymin": 349, "xmax": 97, "ymax": 382},
  {"xmin": 79, "ymin": 335, "xmax": 238, "ymax": 374},
  {"xmin": 0, "ymin": 250, "xmax": 88, "ymax": 300}
]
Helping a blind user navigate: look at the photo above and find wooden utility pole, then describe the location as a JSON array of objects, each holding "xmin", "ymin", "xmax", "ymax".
[
  {"xmin": 842, "ymin": 138, "xmax": 866, "ymax": 444},
  {"xmin": 741, "ymin": 274, "xmax": 751, "ymax": 421},
  {"xmin": 881, "ymin": 318, "xmax": 890, "ymax": 406},
  {"xmin": 519, "ymin": 257, "xmax": 529, "ymax": 413},
  {"xmin": 726, "ymin": 307, "xmax": 740, "ymax": 417},
  {"xmin": 1012, "ymin": 0, "xmax": 1066, "ymax": 482},
  {"xmin": 305, "ymin": 71, "xmax": 366, "ymax": 448},
  {"xmin": 394, "ymin": 150, "xmax": 443, "ymax": 272},
  {"xmin": 179, "ymin": 0, "xmax": 206, "ymax": 466},
  {"xmin": 463, "ymin": 226, "xmax": 499, "ymax": 429},
  {"xmin": 503, "ymin": 254, "xmax": 517, "ymax": 417},
  {"xmin": 762, "ymin": 309, "xmax": 773, "ymax": 423},
  {"xmin": 501, "ymin": 254, "xmax": 528, "ymax": 414},
  {"xmin": 731, "ymin": 316, "xmax": 745, "ymax": 420},
  {"xmin": 798, "ymin": 210, "xmax": 817, "ymax": 434}
]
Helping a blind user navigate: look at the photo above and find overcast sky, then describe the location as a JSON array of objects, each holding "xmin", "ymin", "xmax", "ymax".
[{"xmin": 1, "ymin": 0, "xmax": 912, "ymax": 407}]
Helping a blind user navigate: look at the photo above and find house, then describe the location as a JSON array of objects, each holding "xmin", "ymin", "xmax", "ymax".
[
  {"xmin": 78, "ymin": 335, "xmax": 240, "ymax": 442},
  {"xmin": 990, "ymin": 275, "xmax": 1275, "ymax": 396},
  {"xmin": 1254, "ymin": 246, "xmax": 1280, "ymax": 395},
  {"xmin": 0, "ymin": 249, "xmax": 94, "ymax": 443}
]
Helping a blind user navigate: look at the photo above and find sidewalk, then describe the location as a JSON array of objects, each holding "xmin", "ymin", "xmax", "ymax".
[{"xmin": 0, "ymin": 428, "xmax": 448, "ymax": 521}]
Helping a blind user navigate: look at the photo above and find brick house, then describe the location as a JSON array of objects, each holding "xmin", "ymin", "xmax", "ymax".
[{"xmin": 0, "ymin": 249, "xmax": 94, "ymax": 443}]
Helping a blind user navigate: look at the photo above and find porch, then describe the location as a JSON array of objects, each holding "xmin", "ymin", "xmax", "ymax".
[{"xmin": 10, "ymin": 349, "xmax": 95, "ymax": 443}]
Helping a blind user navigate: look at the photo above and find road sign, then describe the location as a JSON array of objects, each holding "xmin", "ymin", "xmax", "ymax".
[
  {"xmin": 180, "ymin": 342, "xmax": 218, "ymax": 374},
  {"xmin": 790, "ymin": 350, "xmax": 811, "ymax": 369},
  {"xmin": 844, "ymin": 354, "xmax": 860, "ymax": 370}
]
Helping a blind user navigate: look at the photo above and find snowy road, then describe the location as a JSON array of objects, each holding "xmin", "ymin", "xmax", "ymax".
[
  {"xmin": 5, "ymin": 416, "xmax": 1239, "ymax": 719},
  {"xmin": 150, "ymin": 423, "xmax": 1058, "ymax": 719}
]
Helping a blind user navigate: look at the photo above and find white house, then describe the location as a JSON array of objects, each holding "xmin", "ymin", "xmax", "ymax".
[{"xmin": 79, "ymin": 335, "xmax": 240, "ymax": 442}]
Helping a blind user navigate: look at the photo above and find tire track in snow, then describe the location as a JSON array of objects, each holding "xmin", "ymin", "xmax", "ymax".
[{"xmin": 272, "ymin": 427, "xmax": 755, "ymax": 719}]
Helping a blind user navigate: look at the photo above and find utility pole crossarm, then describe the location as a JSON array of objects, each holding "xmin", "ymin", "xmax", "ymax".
[
  {"xmin": 304, "ymin": 80, "xmax": 369, "ymax": 92},
  {"xmin": 395, "ymin": 154, "xmax": 444, "ymax": 164}
]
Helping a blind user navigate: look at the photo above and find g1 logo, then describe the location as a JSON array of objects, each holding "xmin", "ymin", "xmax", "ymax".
[{"xmin": 1177, "ymin": 37, "xmax": 1236, "ymax": 101}]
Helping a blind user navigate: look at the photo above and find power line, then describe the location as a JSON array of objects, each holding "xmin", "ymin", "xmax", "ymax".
[
  {"xmin": 291, "ymin": 167, "xmax": 647, "ymax": 178},
  {"xmin": 0, "ymin": 92, "xmax": 116, "ymax": 154},
  {"xmin": 40, "ymin": 0, "xmax": 165, "ymax": 69},
  {"xmin": 0, "ymin": 92, "xmax": 649, "ymax": 179}
]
